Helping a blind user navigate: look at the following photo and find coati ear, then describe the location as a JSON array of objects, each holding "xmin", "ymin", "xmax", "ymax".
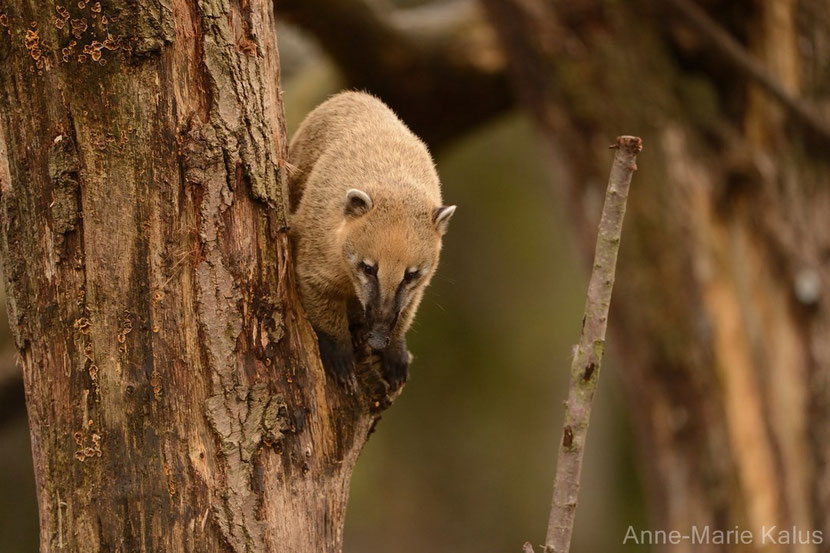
[
  {"xmin": 344, "ymin": 189, "xmax": 373, "ymax": 217},
  {"xmin": 433, "ymin": 205, "xmax": 456, "ymax": 235}
]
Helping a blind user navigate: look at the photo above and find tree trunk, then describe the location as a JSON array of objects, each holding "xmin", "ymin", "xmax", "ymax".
[
  {"xmin": 482, "ymin": 0, "xmax": 830, "ymax": 550},
  {"xmin": 0, "ymin": 1, "xmax": 388, "ymax": 551}
]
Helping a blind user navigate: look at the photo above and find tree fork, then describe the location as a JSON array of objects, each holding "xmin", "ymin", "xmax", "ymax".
[{"xmin": 0, "ymin": 1, "xmax": 391, "ymax": 551}]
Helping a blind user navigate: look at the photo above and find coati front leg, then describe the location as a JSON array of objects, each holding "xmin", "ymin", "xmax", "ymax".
[
  {"xmin": 302, "ymin": 285, "xmax": 356, "ymax": 388},
  {"xmin": 379, "ymin": 340, "xmax": 411, "ymax": 391}
]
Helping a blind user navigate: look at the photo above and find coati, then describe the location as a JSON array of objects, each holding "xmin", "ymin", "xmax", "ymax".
[{"xmin": 288, "ymin": 91, "xmax": 455, "ymax": 389}]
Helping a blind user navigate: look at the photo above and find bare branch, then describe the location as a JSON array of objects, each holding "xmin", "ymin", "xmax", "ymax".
[
  {"xmin": 544, "ymin": 136, "xmax": 642, "ymax": 553},
  {"xmin": 666, "ymin": 0, "xmax": 830, "ymax": 146}
]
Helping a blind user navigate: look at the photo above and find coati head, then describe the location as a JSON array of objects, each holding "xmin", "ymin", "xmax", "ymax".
[{"xmin": 338, "ymin": 188, "xmax": 455, "ymax": 350}]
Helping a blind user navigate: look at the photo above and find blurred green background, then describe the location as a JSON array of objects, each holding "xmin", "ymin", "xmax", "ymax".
[
  {"xmin": 0, "ymin": 22, "xmax": 647, "ymax": 553},
  {"xmin": 342, "ymin": 111, "xmax": 647, "ymax": 552}
]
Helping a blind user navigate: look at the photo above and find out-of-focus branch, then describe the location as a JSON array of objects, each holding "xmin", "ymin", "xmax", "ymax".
[
  {"xmin": 527, "ymin": 137, "xmax": 642, "ymax": 553},
  {"xmin": 276, "ymin": 0, "xmax": 513, "ymax": 148},
  {"xmin": 666, "ymin": 0, "xmax": 830, "ymax": 146}
]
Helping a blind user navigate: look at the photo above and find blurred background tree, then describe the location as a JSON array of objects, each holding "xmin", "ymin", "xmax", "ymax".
[{"xmin": 2, "ymin": 0, "xmax": 828, "ymax": 552}]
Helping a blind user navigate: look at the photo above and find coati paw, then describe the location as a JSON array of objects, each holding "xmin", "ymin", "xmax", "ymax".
[
  {"xmin": 379, "ymin": 341, "xmax": 411, "ymax": 391},
  {"xmin": 316, "ymin": 330, "xmax": 357, "ymax": 391}
]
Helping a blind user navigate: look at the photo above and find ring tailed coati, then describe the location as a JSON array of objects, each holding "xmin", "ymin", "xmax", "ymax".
[{"xmin": 288, "ymin": 91, "xmax": 455, "ymax": 390}]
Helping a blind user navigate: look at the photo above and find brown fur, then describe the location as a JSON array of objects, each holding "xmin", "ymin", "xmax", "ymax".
[{"xmin": 288, "ymin": 91, "xmax": 455, "ymax": 388}]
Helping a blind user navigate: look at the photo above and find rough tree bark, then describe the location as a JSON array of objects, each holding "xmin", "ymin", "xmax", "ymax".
[
  {"xmin": 480, "ymin": 0, "xmax": 830, "ymax": 551},
  {"xmin": 0, "ymin": 1, "xmax": 390, "ymax": 551}
]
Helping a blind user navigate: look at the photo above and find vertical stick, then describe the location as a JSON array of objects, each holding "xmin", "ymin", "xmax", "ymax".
[{"xmin": 544, "ymin": 136, "xmax": 643, "ymax": 553}]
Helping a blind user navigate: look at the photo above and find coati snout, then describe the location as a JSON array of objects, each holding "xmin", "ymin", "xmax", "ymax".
[
  {"xmin": 362, "ymin": 292, "xmax": 397, "ymax": 350},
  {"xmin": 288, "ymin": 91, "xmax": 455, "ymax": 390}
]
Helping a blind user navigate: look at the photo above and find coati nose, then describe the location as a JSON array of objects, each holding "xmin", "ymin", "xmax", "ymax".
[{"xmin": 367, "ymin": 329, "xmax": 390, "ymax": 350}]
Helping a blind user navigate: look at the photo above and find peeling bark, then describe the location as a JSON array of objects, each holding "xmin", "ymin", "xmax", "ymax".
[{"xmin": 0, "ymin": 1, "xmax": 389, "ymax": 551}]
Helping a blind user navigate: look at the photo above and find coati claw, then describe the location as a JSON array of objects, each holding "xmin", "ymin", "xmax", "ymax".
[
  {"xmin": 379, "ymin": 341, "xmax": 411, "ymax": 391},
  {"xmin": 316, "ymin": 330, "xmax": 356, "ymax": 391}
]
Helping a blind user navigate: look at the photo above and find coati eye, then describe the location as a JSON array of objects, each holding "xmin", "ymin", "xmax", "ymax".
[
  {"xmin": 359, "ymin": 261, "xmax": 377, "ymax": 276},
  {"xmin": 403, "ymin": 269, "xmax": 419, "ymax": 282}
]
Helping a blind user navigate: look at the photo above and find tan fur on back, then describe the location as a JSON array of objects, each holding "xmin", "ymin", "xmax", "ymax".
[
  {"xmin": 288, "ymin": 91, "xmax": 441, "ymax": 213},
  {"xmin": 289, "ymin": 91, "xmax": 442, "ymax": 298},
  {"xmin": 288, "ymin": 91, "xmax": 449, "ymax": 385}
]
